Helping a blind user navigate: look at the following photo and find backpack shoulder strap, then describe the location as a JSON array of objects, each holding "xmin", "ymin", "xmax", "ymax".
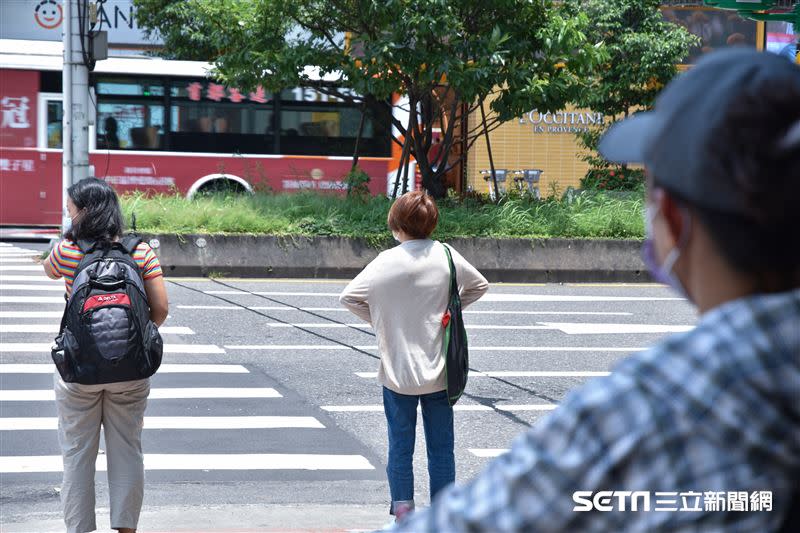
[
  {"xmin": 75, "ymin": 239, "xmax": 96, "ymax": 254},
  {"xmin": 119, "ymin": 234, "xmax": 142, "ymax": 256}
]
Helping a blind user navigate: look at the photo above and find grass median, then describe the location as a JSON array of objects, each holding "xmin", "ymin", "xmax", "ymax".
[{"xmin": 120, "ymin": 190, "xmax": 645, "ymax": 245}]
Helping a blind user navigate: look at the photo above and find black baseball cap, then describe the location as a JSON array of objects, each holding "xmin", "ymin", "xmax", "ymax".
[{"xmin": 598, "ymin": 47, "xmax": 800, "ymax": 214}]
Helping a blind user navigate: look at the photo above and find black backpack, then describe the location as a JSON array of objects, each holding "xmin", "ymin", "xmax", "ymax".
[{"xmin": 51, "ymin": 235, "xmax": 163, "ymax": 384}]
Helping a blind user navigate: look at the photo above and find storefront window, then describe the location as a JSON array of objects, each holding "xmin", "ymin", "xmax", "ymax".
[
  {"xmin": 662, "ymin": 8, "xmax": 758, "ymax": 64},
  {"xmin": 96, "ymin": 102, "xmax": 165, "ymax": 150},
  {"xmin": 766, "ymin": 21, "xmax": 797, "ymax": 61}
]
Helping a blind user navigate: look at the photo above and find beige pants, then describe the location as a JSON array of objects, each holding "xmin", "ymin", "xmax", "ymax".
[{"xmin": 54, "ymin": 374, "xmax": 150, "ymax": 533}]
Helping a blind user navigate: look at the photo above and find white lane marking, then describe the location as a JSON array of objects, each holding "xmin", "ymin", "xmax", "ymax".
[
  {"xmin": 204, "ymin": 291, "xmax": 683, "ymax": 302},
  {"xmin": 495, "ymin": 404, "xmax": 557, "ymax": 411},
  {"xmin": 0, "ymin": 266, "xmax": 43, "ymax": 271},
  {"xmin": 0, "ymin": 275, "xmax": 61, "ymax": 283},
  {"xmin": 482, "ymin": 294, "xmax": 684, "ymax": 302},
  {"xmin": 322, "ymin": 404, "xmax": 555, "ymax": 412},
  {"xmin": 465, "ymin": 311, "xmax": 633, "ymax": 316},
  {"xmin": 0, "ymin": 364, "xmax": 248, "ymax": 374},
  {"xmin": 264, "ymin": 323, "xmax": 554, "ymax": 330},
  {"xmin": 204, "ymin": 291, "xmax": 341, "ymax": 296},
  {"xmin": 0, "ymin": 284, "xmax": 63, "ymax": 292},
  {"xmin": 225, "ymin": 345, "xmax": 354, "ymax": 351},
  {"xmin": 0, "ymin": 388, "xmax": 281, "ymax": 401},
  {"xmin": 225, "ymin": 344, "xmax": 642, "ymax": 353},
  {"xmin": 266, "ymin": 323, "xmax": 367, "ymax": 328},
  {"xmin": 355, "ymin": 371, "xmax": 611, "ymax": 379},
  {"xmin": 0, "ymin": 343, "xmax": 224, "ymax": 354},
  {"xmin": 0, "ymin": 311, "xmax": 63, "ymax": 318},
  {"xmin": 540, "ymin": 322, "xmax": 694, "ymax": 334},
  {"xmin": 0, "ymin": 243, "xmax": 12, "ymax": 247},
  {"xmin": 469, "ymin": 449, "xmax": 509, "ymax": 458},
  {"xmin": 470, "ymin": 346, "xmax": 643, "ymax": 352},
  {"xmin": 0, "ymin": 416, "xmax": 323, "ymax": 430},
  {"xmin": 0, "ymin": 325, "xmax": 195, "ymax": 335},
  {"xmin": 179, "ymin": 305, "xmax": 245, "ymax": 310},
  {"xmin": 178, "ymin": 305, "xmax": 634, "ymax": 317},
  {"xmin": 0, "ymin": 251, "xmax": 40, "ymax": 256},
  {"xmin": 0, "ymin": 453, "xmax": 375, "ymax": 473},
  {"xmin": 0, "ymin": 297, "xmax": 65, "ymax": 304}
]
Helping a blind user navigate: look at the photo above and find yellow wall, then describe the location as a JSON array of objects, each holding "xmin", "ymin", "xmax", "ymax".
[{"xmin": 467, "ymin": 105, "xmax": 602, "ymax": 197}]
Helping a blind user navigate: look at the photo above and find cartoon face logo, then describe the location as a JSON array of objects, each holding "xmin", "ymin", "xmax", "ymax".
[{"xmin": 35, "ymin": 0, "xmax": 63, "ymax": 30}]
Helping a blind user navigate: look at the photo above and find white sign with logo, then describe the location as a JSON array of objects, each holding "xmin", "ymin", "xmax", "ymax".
[
  {"xmin": 0, "ymin": 0, "xmax": 161, "ymax": 46},
  {"xmin": 520, "ymin": 110, "xmax": 605, "ymax": 134}
]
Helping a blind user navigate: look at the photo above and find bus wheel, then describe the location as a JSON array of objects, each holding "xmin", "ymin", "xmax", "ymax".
[{"xmin": 187, "ymin": 174, "xmax": 254, "ymax": 199}]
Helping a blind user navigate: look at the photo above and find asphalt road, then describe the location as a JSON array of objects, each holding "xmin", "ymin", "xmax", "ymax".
[{"xmin": 0, "ymin": 240, "xmax": 697, "ymax": 531}]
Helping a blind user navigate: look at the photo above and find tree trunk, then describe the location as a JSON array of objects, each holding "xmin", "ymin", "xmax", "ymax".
[
  {"xmin": 480, "ymin": 100, "xmax": 500, "ymax": 203},
  {"xmin": 392, "ymin": 133, "xmax": 411, "ymax": 199},
  {"xmin": 350, "ymin": 102, "xmax": 367, "ymax": 171}
]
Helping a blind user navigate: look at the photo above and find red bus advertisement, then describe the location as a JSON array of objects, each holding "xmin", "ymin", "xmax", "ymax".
[{"xmin": 0, "ymin": 39, "xmax": 397, "ymax": 227}]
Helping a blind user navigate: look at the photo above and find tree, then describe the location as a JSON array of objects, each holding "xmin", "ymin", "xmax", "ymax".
[
  {"xmin": 568, "ymin": 0, "xmax": 699, "ymax": 189},
  {"xmin": 135, "ymin": 0, "xmax": 604, "ymax": 198}
]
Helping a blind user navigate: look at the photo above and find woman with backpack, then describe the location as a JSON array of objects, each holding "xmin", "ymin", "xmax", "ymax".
[
  {"xmin": 339, "ymin": 191, "xmax": 489, "ymax": 523},
  {"xmin": 44, "ymin": 177, "xmax": 168, "ymax": 533}
]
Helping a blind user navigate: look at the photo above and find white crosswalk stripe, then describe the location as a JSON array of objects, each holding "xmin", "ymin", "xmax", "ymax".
[
  {"xmin": 355, "ymin": 371, "xmax": 611, "ymax": 378},
  {"xmin": 0, "ymin": 416, "xmax": 325, "ymax": 430},
  {"xmin": 0, "ymin": 453, "xmax": 375, "ymax": 473},
  {"xmin": 0, "ymin": 296, "xmax": 65, "ymax": 303},
  {"xmin": 0, "ymin": 343, "xmax": 224, "ymax": 353},
  {"xmin": 0, "ymin": 364, "xmax": 249, "ymax": 374},
  {"xmin": 0, "ymin": 275, "xmax": 61, "ymax": 282},
  {"xmin": 0, "ymin": 311, "xmax": 63, "ymax": 318},
  {"xmin": 0, "ymin": 284, "xmax": 65, "ymax": 291},
  {"xmin": 0, "ymin": 265, "xmax": 46, "ymax": 271},
  {"xmin": 322, "ymin": 404, "xmax": 557, "ymax": 412},
  {"xmin": 0, "ymin": 388, "xmax": 283, "ymax": 401},
  {"xmin": 0, "ymin": 324, "xmax": 195, "ymax": 335},
  {"xmin": 469, "ymin": 449, "xmax": 508, "ymax": 458}
]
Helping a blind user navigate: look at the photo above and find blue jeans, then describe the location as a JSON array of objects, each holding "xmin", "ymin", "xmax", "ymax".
[{"xmin": 382, "ymin": 387, "xmax": 455, "ymax": 512}]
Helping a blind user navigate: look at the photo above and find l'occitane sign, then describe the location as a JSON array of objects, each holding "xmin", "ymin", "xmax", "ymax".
[{"xmin": 520, "ymin": 110, "xmax": 606, "ymax": 134}]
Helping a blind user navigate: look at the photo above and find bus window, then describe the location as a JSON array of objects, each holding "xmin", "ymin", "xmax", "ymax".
[
  {"xmin": 97, "ymin": 102, "xmax": 164, "ymax": 150},
  {"xmin": 280, "ymin": 105, "xmax": 382, "ymax": 156},
  {"xmin": 169, "ymin": 101, "xmax": 276, "ymax": 154},
  {"xmin": 47, "ymin": 100, "xmax": 63, "ymax": 149}
]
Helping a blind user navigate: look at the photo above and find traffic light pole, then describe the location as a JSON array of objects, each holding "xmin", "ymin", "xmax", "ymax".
[{"xmin": 61, "ymin": 0, "xmax": 92, "ymax": 233}]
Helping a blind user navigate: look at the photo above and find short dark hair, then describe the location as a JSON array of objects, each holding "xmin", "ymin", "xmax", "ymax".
[
  {"xmin": 65, "ymin": 177, "xmax": 124, "ymax": 244},
  {"xmin": 387, "ymin": 191, "xmax": 439, "ymax": 239},
  {"xmin": 657, "ymin": 78, "xmax": 800, "ymax": 289}
]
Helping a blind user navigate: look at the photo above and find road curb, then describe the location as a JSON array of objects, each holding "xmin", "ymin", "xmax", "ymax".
[{"xmin": 143, "ymin": 234, "xmax": 651, "ymax": 283}]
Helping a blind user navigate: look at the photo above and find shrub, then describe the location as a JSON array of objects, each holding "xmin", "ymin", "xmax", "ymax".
[{"xmin": 580, "ymin": 166, "xmax": 645, "ymax": 191}]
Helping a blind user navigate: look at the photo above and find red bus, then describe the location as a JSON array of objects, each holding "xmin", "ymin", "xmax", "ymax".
[{"xmin": 0, "ymin": 39, "xmax": 396, "ymax": 227}]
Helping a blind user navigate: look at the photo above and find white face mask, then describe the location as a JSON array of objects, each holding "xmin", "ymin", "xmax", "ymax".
[
  {"xmin": 392, "ymin": 231, "xmax": 401, "ymax": 243},
  {"xmin": 642, "ymin": 203, "xmax": 692, "ymax": 301},
  {"xmin": 63, "ymin": 211, "xmax": 80, "ymax": 234}
]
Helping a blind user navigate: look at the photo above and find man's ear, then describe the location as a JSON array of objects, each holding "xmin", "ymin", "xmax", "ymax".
[{"xmin": 656, "ymin": 191, "xmax": 686, "ymax": 248}]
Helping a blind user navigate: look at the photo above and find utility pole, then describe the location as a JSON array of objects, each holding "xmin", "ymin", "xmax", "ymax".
[{"xmin": 61, "ymin": 0, "xmax": 92, "ymax": 233}]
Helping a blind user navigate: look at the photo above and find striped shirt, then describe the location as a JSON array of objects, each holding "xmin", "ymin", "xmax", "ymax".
[
  {"xmin": 395, "ymin": 289, "xmax": 800, "ymax": 532},
  {"xmin": 47, "ymin": 239, "xmax": 162, "ymax": 295}
]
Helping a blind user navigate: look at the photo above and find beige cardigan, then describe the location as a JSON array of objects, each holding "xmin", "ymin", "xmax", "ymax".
[{"xmin": 339, "ymin": 239, "xmax": 489, "ymax": 395}]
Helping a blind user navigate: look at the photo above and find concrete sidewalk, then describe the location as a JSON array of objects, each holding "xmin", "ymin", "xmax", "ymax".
[{"xmin": 0, "ymin": 504, "xmax": 389, "ymax": 533}]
